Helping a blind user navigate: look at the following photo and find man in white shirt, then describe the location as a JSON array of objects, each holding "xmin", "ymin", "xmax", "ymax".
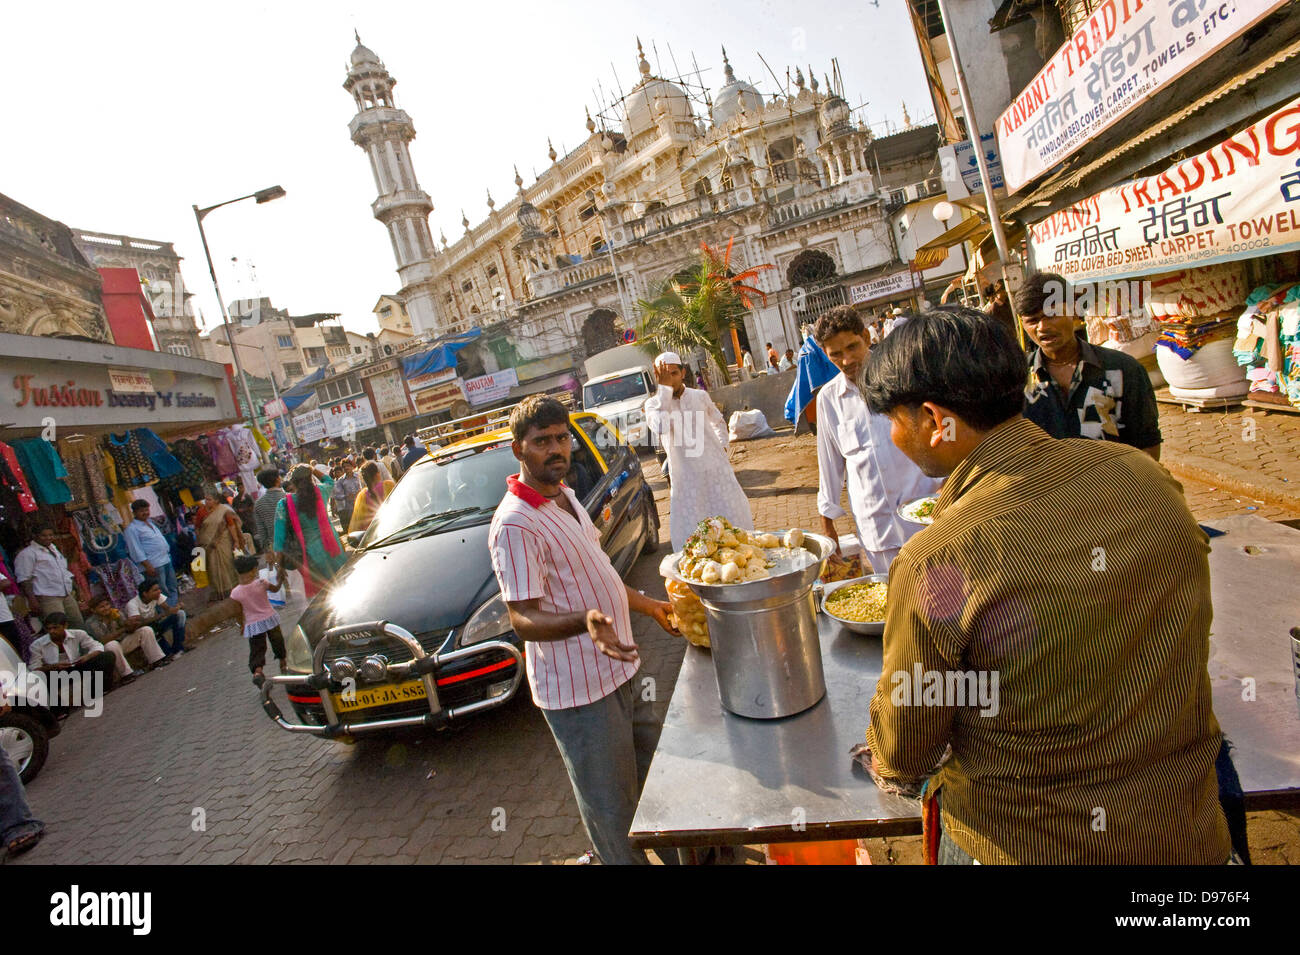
[
  {"xmin": 740, "ymin": 349, "xmax": 756, "ymax": 381},
  {"xmin": 488, "ymin": 396, "xmax": 677, "ymax": 865},
  {"xmin": 27, "ymin": 612, "xmax": 119, "ymax": 701},
  {"xmin": 14, "ymin": 526, "xmax": 84, "ymax": 628},
  {"xmin": 644, "ymin": 352, "xmax": 753, "ymax": 551},
  {"xmin": 814, "ymin": 306, "xmax": 942, "ymax": 574},
  {"xmin": 125, "ymin": 580, "xmax": 188, "ymax": 657}
]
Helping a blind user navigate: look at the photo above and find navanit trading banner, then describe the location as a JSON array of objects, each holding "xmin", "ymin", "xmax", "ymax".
[
  {"xmin": 997, "ymin": 0, "xmax": 1287, "ymax": 192},
  {"xmin": 1027, "ymin": 96, "xmax": 1300, "ymax": 281}
]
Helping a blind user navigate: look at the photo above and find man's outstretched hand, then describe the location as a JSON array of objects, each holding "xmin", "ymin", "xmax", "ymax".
[{"xmin": 586, "ymin": 609, "xmax": 639, "ymax": 662}]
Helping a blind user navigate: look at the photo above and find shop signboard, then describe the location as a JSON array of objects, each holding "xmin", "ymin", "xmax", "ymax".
[
  {"xmin": 849, "ymin": 270, "xmax": 922, "ymax": 305},
  {"xmin": 364, "ymin": 367, "xmax": 413, "ymax": 424},
  {"xmin": 107, "ymin": 368, "xmax": 155, "ymax": 395},
  {"xmin": 2, "ymin": 359, "xmax": 226, "ymax": 432},
  {"xmin": 263, "ymin": 397, "xmax": 287, "ymax": 418},
  {"xmin": 406, "ymin": 365, "xmax": 458, "ymax": 393},
  {"xmin": 292, "ymin": 409, "xmax": 326, "ymax": 443},
  {"xmin": 322, "ymin": 395, "xmax": 377, "ymax": 438},
  {"xmin": 1026, "ymin": 95, "xmax": 1300, "ymax": 282},
  {"xmin": 940, "ymin": 135, "xmax": 1005, "ymax": 199},
  {"xmin": 464, "ymin": 368, "xmax": 519, "ymax": 407},
  {"xmin": 997, "ymin": 0, "xmax": 1287, "ymax": 192},
  {"xmin": 411, "ymin": 379, "xmax": 466, "ymax": 415}
]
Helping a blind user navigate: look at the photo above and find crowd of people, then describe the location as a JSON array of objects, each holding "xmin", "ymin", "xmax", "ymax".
[{"xmin": 3, "ymin": 276, "xmax": 1249, "ymax": 864}]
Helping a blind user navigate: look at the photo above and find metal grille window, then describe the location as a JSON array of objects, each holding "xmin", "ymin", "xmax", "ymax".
[{"xmin": 1058, "ymin": 0, "xmax": 1099, "ymax": 35}]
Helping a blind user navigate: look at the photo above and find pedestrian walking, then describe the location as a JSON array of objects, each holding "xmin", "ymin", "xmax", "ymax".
[
  {"xmin": 230, "ymin": 555, "xmax": 287, "ymax": 687},
  {"xmin": 644, "ymin": 352, "xmax": 752, "ymax": 550},
  {"xmin": 274, "ymin": 464, "xmax": 347, "ymax": 599},
  {"xmin": 489, "ymin": 397, "xmax": 678, "ymax": 864}
]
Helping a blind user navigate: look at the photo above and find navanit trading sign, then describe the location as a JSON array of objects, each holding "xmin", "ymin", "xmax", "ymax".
[
  {"xmin": 1027, "ymin": 96, "xmax": 1300, "ymax": 281},
  {"xmin": 997, "ymin": 0, "xmax": 1287, "ymax": 192}
]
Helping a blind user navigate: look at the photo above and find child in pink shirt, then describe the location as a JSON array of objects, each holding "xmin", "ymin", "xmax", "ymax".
[{"xmin": 231, "ymin": 555, "xmax": 286, "ymax": 687}]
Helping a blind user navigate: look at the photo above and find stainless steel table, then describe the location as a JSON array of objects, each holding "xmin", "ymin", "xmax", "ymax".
[{"xmin": 629, "ymin": 515, "xmax": 1300, "ymax": 849}]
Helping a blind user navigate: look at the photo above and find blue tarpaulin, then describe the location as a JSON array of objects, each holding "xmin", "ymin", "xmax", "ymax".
[
  {"xmin": 784, "ymin": 335, "xmax": 841, "ymax": 425},
  {"xmin": 280, "ymin": 364, "xmax": 331, "ymax": 411},
  {"xmin": 400, "ymin": 328, "xmax": 482, "ymax": 380}
]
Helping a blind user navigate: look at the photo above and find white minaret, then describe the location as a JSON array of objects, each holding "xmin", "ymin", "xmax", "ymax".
[{"xmin": 344, "ymin": 34, "xmax": 442, "ymax": 335}]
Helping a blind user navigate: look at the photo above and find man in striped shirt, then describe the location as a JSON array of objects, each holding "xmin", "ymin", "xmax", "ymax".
[
  {"xmin": 488, "ymin": 396, "xmax": 677, "ymax": 864},
  {"xmin": 857, "ymin": 307, "xmax": 1230, "ymax": 864}
]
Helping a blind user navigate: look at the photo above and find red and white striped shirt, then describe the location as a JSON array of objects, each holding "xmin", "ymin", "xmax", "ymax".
[{"xmin": 488, "ymin": 474, "xmax": 638, "ymax": 710}]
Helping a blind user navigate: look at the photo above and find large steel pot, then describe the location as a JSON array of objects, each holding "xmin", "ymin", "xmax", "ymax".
[{"xmin": 661, "ymin": 532, "xmax": 833, "ymax": 719}]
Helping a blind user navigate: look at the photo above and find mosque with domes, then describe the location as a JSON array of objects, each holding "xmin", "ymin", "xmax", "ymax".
[{"xmin": 343, "ymin": 34, "xmax": 960, "ymax": 383}]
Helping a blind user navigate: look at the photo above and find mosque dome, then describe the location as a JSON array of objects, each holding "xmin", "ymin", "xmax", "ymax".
[
  {"xmin": 712, "ymin": 48, "xmax": 763, "ymax": 126},
  {"xmin": 621, "ymin": 40, "xmax": 694, "ymax": 142}
]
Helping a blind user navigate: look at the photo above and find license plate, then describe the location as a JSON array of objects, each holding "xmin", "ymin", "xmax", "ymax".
[{"xmin": 331, "ymin": 678, "xmax": 429, "ymax": 713}]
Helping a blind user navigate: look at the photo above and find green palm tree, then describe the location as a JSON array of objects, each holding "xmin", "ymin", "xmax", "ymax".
[{"xmin": 636, "ymin": 238, "xmax": 772, "ymax": 385}]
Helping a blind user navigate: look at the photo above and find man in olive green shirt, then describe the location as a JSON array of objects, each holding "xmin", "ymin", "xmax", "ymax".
[{"xmin": 857, "ymin": 306, "xmax": 1230, "ymax": 865}]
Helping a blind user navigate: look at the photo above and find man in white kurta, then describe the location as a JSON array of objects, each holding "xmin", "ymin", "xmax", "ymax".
[
  {"xmin": 814, "ymin": 307, "xmax": 941, "ymax": 574},
  {"xmin": 645, "ymin": 352, "xmax": 752, "ymax": 550}
]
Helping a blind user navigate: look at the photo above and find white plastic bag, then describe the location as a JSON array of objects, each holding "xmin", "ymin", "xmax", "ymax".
[{"xmin": 728, "ymin": 408, "xmax": 775, "ymax": 441}]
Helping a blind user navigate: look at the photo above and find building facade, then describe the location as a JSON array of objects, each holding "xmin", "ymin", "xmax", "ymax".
[
  {"xmin": 345, "ymin": 38, "xmax": 951, "ymax": 375},
  {"xmin": 200, "ymin": 297, "xmax": 371, "ymax": 387},
  {"xmin": 1, "ymin": 193, "xmax": 111, "ymax": 342},
  {"xmin": 72, "ymin": 228, "xmax": 205, "ymax": 358}
]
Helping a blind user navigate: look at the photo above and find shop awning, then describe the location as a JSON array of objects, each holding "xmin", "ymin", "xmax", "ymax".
[{"xmin": 915, "ymin": 215, "xmax": 990, "ymax": 255}]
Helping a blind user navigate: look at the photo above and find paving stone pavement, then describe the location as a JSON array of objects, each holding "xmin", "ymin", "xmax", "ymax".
[{"xmin": 10, "ymin": 403, "xmax": 1298, "ymax": 864}]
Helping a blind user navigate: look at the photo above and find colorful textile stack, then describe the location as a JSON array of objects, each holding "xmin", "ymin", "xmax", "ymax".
[
  {"xmin": 1234, "ymin": 283, "xmax": 1300, "ymax": 407},
  {"xmin": 1147, "ymin": 265, "xmax": 1247, "ymax": 360}
]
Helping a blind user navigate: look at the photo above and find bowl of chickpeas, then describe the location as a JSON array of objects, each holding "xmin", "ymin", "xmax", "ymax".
[{"xmin": 820, "ymin": 574, "xmax": 889, "ymax": 636}]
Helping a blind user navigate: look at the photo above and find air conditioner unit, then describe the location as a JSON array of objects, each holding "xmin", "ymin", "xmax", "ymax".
[
  {"xmin": 903, "ymin": 184, "xmax": 921, "ymax": 203},
  {"xmin": 926, "ymin": 178, "xmax": 944, "ymax": 195}
]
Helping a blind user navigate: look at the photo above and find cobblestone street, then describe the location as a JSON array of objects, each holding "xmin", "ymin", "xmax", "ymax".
[{"xmin": 11, "ymin": 402, "xmax": 1299, "ymax": 865}]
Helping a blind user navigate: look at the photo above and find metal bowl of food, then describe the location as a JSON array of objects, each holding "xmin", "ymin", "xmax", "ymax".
[
  {"xmin": 660, "ymin": 530, "xmax": 836, "ymax": 607},
  {"xmin": 820, "ymin": 574, "xmax": 889, "ymax": 636}
]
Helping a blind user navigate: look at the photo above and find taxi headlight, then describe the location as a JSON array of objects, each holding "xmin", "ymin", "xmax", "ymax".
[
  {"xmin": 286, "ymin": 625, "xmax": 314, "ymax": 672},
  {"xmin": 459, "ymin": 595, "xmax": 513, "ymax": 647}
]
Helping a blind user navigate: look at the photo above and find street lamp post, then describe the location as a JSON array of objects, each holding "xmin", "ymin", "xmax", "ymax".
[
  {"xmin": 227, "ymin": 339, "xmax": 300, "ymax": 450},
  {"xmin": 193, "ymin": 185, "xmax": 286, "ymax": 458}
]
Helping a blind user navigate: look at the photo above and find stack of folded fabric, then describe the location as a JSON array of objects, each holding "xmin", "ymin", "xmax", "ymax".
[{"xmin": 1147, "ymin": 265, "xmax": 1251, "ymax": 398}]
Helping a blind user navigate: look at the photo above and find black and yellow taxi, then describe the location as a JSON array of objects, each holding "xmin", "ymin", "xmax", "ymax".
[{"xmin": 259, "ymin": 407, "xmax": 660, "ymax": 739}]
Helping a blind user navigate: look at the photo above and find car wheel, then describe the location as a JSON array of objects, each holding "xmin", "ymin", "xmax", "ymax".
[
  {"xmin": 643, "ymin": 496, "xmax": 662, "ymax": 553},
  {"xmin": 0, "ymin": 712, "xmax": 49, "ymax": 784}
]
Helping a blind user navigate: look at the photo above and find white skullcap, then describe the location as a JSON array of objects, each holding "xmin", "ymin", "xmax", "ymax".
[{"xmin": 655, "ymin": 351, "xmax": 683, "ymax": 366}]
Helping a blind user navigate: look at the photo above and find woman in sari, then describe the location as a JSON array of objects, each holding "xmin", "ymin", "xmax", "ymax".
[
  {"xmin": 347, "ymin": 462, "xmax": 395, "ymax": 535},
  {"xmin": 197, "ymin": 489, "xmax": 242, "ymax": 601},
  {"xmin": 273, "ymin": 464, "xmax": 347, "ymax": 599}
]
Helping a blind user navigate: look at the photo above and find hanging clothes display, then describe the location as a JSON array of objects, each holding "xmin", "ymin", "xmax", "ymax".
[
  {"xmin": 226, "ymin": 424, "xmax": 262, "ymax": 497},
  {"xmin": 0, "ymin": 441, "xmax": 38, "ymax": 515},
  {"xmin": 132, "ymin": 428, "xmax": 183, "ymax": 480},
  {"xmin": 207, "ymin": 430, "xmax": 240, "ymax": 479},
  {"xmin": 87, "ymin": 558, "xmax": 144, "ymax": 610},
  {"xmin": 104, "ymin": 431, "xmax": 157, "ymax": 488},
  {"xmin": 11, "ymin": 437, "xmax": 73, "ymax": 506},
  {"xmin": 158, "ymin": 438, "xmax": 214, "ymax": 499},
  {"xmin": 56, "ymin": 434, "xmax": 110, "ymax": 511}
]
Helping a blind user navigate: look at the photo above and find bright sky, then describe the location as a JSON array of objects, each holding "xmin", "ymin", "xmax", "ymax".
[{"xmin": 4, "ymin": 0, "xmax": 933, "ymax": 337}]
